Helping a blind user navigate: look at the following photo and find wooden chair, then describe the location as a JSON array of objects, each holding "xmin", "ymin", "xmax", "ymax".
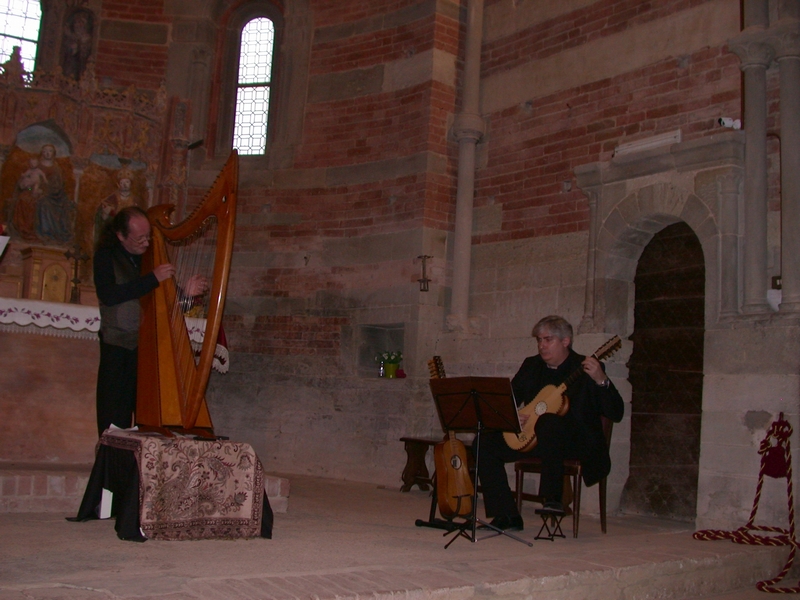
[{"xmin": 514, "ymin": 416, "xmax": 613, "ymax": 538}]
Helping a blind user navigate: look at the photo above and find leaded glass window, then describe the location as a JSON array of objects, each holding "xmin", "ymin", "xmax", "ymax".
[
  {"xmin": 233, "ymin": 17, "xmax": 275, "ymax": 156},
  {"xmin": 0, "ymin": 0, "xmax": 40, "ymax": 76}
]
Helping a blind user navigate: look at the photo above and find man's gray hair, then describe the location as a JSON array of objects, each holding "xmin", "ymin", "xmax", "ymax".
[{"xmin": 532, "ymin": 315, "xmax": 573, "ymax": 341}]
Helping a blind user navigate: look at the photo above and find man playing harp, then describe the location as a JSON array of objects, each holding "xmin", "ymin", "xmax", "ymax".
[{"xmin": 93, "ymin": 206, "xmax": 207, "ymax": 437}]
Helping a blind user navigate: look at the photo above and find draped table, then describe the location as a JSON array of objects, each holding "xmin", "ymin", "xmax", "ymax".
[{"xmin": 71, "ymin": 429, "xmax": 273, "ymax": 541}]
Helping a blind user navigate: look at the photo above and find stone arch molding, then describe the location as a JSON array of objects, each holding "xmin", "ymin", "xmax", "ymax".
[{"xmin": 579, "ymin": 178, "xmax": 727, "ymax": 339}]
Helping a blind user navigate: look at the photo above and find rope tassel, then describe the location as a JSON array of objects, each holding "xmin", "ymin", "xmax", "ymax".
[{"xmin": 693, "ymin": 412, "xmax": 798, "ymax": 593}]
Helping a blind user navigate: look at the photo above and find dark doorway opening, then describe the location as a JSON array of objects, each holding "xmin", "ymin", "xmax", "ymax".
[{"xmin": 621, "ymin": 221, "xmax": 705, "ymax": 521}]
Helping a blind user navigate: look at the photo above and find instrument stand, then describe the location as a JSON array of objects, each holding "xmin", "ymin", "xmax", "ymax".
[
  {"xmin": 422, "ymin": 376, "xmax": 533, "ymax": 548},
  {"xmin": 414, "ymin": 470, "xmax": 460, "ymax": 533}
]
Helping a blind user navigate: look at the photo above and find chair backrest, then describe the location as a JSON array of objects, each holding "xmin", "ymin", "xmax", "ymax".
[{"xmin": 601, "ymin": 415, "xmax": 614, "ymax": 449}]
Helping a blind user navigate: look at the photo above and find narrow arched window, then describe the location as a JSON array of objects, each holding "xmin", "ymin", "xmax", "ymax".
[
  {"xmin": 207, "ymin": 2, "xmax": 285, "ymax": 160},
  {"xmin": 0, "ymin": 0, "xmax": 41, "ymax": 75},
  {"xmin": 233, "ymin": 17, "xmax": 275, "ymax": 156}
]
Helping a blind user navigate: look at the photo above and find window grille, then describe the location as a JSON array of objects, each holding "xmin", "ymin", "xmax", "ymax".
[
  {"xmin": 0, "ymin": 0, "xmax": 40, "ymax": 75},
  {"xmin": 233, "ymin": 17, "xmax": 275, "ymax": 156}
]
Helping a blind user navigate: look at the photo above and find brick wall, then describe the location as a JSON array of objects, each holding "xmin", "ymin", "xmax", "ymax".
[
  {"xmin": 311, "ymin": 0, "xmax": 425, "ymax": 27},
  {"xmin": 482, "ymin": 0, "xmax": 718, "ymax": 75},
  {"xmin": 311, "ymin": 14, "xmax": 437, "ymax": 74},
  {"xmin": 79, "ymin": 0, "xmax": 757, "ymax": 354},
  {"xmin": 213, "ymin": 1, "xmax": 461, "ymax": 358},
  {"xmin": 298, "ymin": 84, "xmax": 442, "ymax": 168},
  {"xmin": 230, "ymin": 314, "xmax": 349, "ymax": 355},
  {"xmin": 95, "ymin": 41, "xmax": 169, "ymax": 89},
  {"xmin": 476, "ymin": 38, "xmax": 742, "ymax": 244},
  {"xmin": 101, "ymin": 0, "xmax": 167, "ymax": 22},
  {"xmin": 93, "ymin": 0, "xmax": 170, "ymax": 89}
]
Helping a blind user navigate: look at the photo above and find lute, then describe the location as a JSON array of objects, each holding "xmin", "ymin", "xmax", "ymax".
[
  {"xmin": 503, "ymin": 335, "xmax": 621, "ymax": 452},
  {"xmin": 429, "ymin": 356, "xmax": 474, "ymax": 519}
]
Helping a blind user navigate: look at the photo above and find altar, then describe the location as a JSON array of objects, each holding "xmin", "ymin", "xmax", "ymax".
[
  {"xmin": 0, "ymin": 297, "xmax": 228, "ymax": 465},
  {"xmin": 0, "ymin": 297, "xmax": 229, "ymax": 371}
]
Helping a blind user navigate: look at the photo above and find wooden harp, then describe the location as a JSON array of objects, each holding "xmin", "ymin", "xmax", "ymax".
[{"xmin": 136, "ymin": 151, "xmax": 238, "ymax": 436}]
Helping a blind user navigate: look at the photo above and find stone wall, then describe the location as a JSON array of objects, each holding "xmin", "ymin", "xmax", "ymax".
[{"xmin": 698, "ymin": 321, "xmax": 800, "ymax": 530}]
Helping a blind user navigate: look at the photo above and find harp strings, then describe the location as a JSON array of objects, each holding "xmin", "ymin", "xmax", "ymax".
[{"xmin": 165, "ymin": 216, "xmax": 219, "ymax": 369}]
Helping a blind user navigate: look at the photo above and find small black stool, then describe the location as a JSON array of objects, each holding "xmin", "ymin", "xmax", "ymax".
[{"xmin": 534, "ymin": 507, "xmax": 566, "ymax": 541}]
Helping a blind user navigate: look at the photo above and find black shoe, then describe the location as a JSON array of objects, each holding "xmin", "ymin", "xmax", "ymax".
[
  {"xmin": 488, "ymin": 514, "xmax": 524, "ymax": 531},
  {"xmin": 538, "ymin": 501, "xmax": 565, "ymax": 515}
]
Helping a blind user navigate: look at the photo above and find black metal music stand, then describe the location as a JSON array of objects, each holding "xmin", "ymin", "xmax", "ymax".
[{"xmin": 421, "ymin": 376, "xmax": 532, "ymax": 548}]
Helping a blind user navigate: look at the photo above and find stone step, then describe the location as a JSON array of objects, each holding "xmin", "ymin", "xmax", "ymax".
[
  {"xmin": 0, "ymin": 462, "xmax": 91, "ymax": 513},
  {"xmin": 0, "ymin": 462, "xmax": 290, "ymax": 513}
]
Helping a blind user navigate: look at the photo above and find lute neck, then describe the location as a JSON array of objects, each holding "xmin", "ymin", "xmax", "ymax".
[
  {"xmin": 560, "ymin": 359, "xmax": 586, "ymax": 390},
  {"xmin": 558, "ymin": 348, "xmax": 603, "ymax": 390}
]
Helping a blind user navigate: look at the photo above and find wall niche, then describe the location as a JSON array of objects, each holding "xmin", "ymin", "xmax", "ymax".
[{"xmin": 358, "ymin": 323, "xmax": 404, "ymax": 376}]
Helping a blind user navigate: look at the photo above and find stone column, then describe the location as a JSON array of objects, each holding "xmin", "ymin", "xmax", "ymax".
[
  {"xmin": 447, "ymin": 0, "xmax": 485, "ymax": 332},
  {"xmin": 579, "ymin": 187, "xmax": 600, "ymax": 333},
  {"xmin": 189, "ymin": 47, "xmax": 210, "ymax": 146},
  {"xmin": 730, "ymin": 34, "xmax": 773, "ymax": 314},
  {"xmin": 718, "ymin": 170, "xmax": 743, "ymax": 317},
  {"xmin": 774, "ymin": 25, "xmax": 800, "ymax": 311}
]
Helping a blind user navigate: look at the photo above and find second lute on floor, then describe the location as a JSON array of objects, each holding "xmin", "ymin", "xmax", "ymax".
[{"xmin": 503, "ymin": 335, "xmax": 621, "ymax": 452}]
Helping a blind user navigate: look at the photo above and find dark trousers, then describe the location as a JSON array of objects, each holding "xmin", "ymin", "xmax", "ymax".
[
  {"xmin": 96, "ymin": 340, "xmax": 138, "ymax": 436},
  {"xmin": 476, "ymin": 413, "xmax": 578, "ymax": 518}
]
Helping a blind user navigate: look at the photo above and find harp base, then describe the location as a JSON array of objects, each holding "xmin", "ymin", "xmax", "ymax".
[{"xmin": 137, "ymin": 424, "xmax": 218, "ymax": 439}]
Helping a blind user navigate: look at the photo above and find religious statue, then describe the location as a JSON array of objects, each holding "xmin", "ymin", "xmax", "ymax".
[
  {"xmin": 60, "ymin": 9, "xmax": 93, "ymax": 81},
  {"xmin": 9, "ymin": 157, "xmax": 47, "ymax": 242},
  {"xmin": 35, "ymin": 144, "xmax": 76, "ymax": 244},
  {"xmin": 1, "ymin": 46, "xmax": 27, "ymax": 85},
  {"xmin": 93, "ymin": 166, "xmax": 140, "ymax": 245}
]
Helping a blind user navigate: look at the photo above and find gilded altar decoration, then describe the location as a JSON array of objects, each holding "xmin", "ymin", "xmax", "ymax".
[{"xmin": 0, "ymin": 55, "xmax": 187, "ymax": 301}]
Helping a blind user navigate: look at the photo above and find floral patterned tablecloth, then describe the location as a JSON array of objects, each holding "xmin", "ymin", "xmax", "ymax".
[{"xmin": 100, "ymin": 429, "xmax": 270, "ymax": 541}]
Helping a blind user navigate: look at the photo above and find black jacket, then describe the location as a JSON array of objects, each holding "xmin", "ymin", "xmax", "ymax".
[{"xmin": 511, "ymin": 349, "xmax": 624, "ymax": 486}]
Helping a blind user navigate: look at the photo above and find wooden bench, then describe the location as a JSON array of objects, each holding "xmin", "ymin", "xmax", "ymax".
[
  {"xmin": 399, "ymin": 437, "xmax": 443, "ymax": 492},
  {"xmin": 399, "ymin": 435, "xmax": 479, "ymax": 493}
]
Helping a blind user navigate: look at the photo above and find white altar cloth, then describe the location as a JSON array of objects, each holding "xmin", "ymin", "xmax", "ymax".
[
  {"xmin": 0, "ymin": 298, "xmax": 228, "ymax": 372},
  {"xmin": 0, "ymin": 297, "xmax": 100, "ymax": 339}
]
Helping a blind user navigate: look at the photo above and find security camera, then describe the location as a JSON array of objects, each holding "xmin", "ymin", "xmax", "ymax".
[{"xmin": 718, "ymin": 118, "xmax": 741, "ymax": 129}]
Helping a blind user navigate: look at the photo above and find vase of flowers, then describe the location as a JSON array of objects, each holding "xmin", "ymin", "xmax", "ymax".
[{"xmin": 376, "ymin": 351, "xmax": 402, "ymax": 378}]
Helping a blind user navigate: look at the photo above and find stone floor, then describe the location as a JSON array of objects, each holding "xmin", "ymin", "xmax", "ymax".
[{"xmin": 0, "ymin": 474, "xmax": 793, "ymax": 600}]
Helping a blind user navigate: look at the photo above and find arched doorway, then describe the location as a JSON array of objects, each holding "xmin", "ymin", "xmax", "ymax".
[{"xmin": 621, "ymin": 221, "xmax": 705, "ymax": 521}]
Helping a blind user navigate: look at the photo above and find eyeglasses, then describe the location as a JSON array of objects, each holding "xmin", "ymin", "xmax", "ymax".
[{"xmin": 128, "ymin": 234, "xmax": 151, "ymax": 244}]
